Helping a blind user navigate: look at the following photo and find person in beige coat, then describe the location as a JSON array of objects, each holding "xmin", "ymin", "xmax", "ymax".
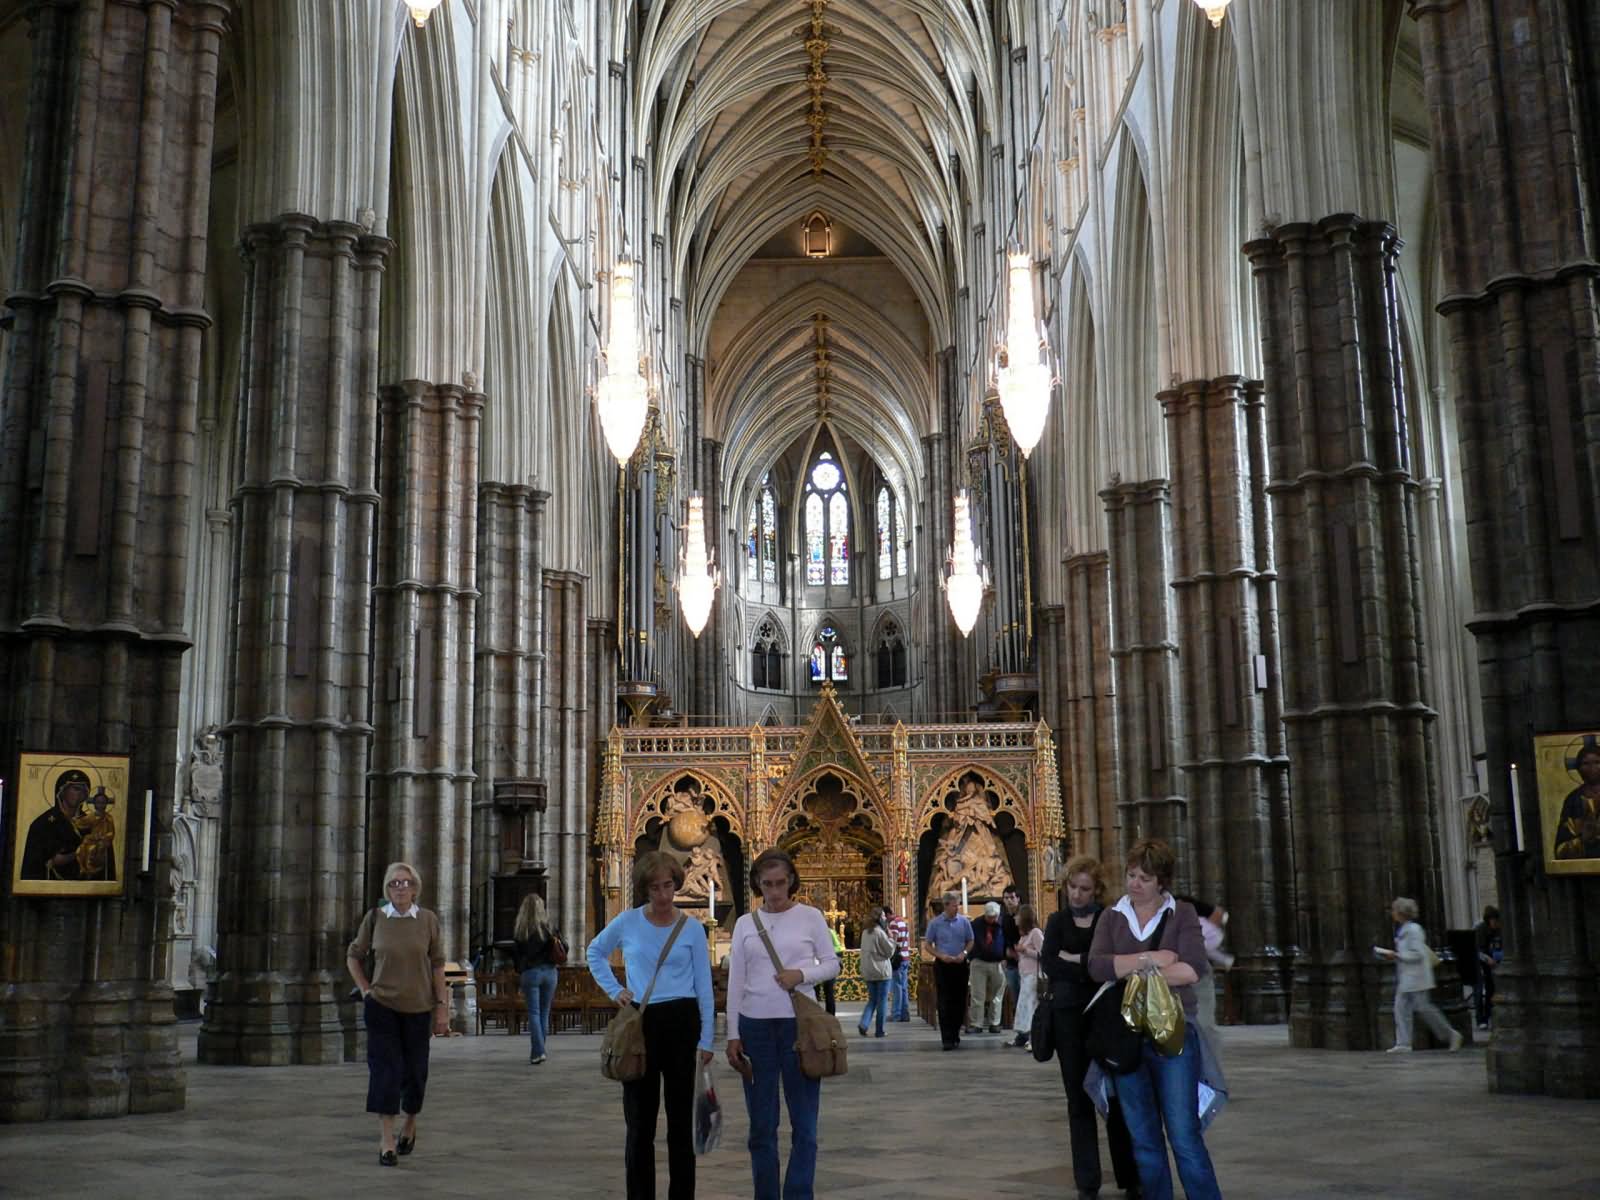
[
  {"xmin": 857, "ymin": 906, "xmax": 896, "ymax": 1038},
  {"xmin": 1376, "ymin": 896, "xmax": 1463, "ymax": 1053}
]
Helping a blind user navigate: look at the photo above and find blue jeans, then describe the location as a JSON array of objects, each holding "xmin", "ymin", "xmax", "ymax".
[
  {"xmin": 890, "ymin": 962, "xmax": 910, "ymax": 1020},
  {"xmin": 1112, "ymin": 1025, "xmax": 1222, "ymax": 1200},
  {"xmin": 739, "ymin": 1014, "xmax": 820, "ymax": 1200},
  {"xmin": 859, "ymin": 979, "xmax": 889, "ymax": 1035},
  {"xmin": 520, "ymin": 964, "xmax": 558, "ymax": 1059}
]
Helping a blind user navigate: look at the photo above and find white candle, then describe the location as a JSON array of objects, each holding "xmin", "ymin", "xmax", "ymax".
[
  {"xmin": 142, "ymin": 789, "xmax": 154, "ymax": 873},
  {"xmin": 1509, "ymin": 764, "xmax": 1525, "ymax": 853},
  {"xmin": 961, "ymin": 876, "xmax": 968, "ymax": 911},
  {"xmin": 900, "ymin": 895, "xmax": 906, "ymax": 919},
  {"xmin": 709, "ymin": 877, "xmax": 716, "ymax": 914}
]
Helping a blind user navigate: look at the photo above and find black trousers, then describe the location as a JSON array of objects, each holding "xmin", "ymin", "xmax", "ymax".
[
  {"xmin": 1053, "ymin": 1003, "xmax": 1138, "ymax": 1193},
  {"xmin": 365, "ymin": 996, "xmax": 431, "ymax": 1116},
  {"xmin": 621, "ymin": 997, "xmax": 700, "ymax": 1200},
  {"xmin": 933, "ymin": 960, "xmax": 970, "ymax": 1046}
]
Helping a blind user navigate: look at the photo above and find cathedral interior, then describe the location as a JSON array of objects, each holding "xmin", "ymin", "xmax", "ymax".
[{"xmin": 1, "ymin": 0, "xmax": 1598, "ymax": 1124}]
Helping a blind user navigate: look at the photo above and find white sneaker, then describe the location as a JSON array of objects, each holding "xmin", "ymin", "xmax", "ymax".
[
  {"xmin": 1385, "ymin": 1044, "xmax": 1411, "ymax": 1053},
  {"xmin": 1448, "ymin": 1031, "xmax": 1464, "ymax": 1052}
]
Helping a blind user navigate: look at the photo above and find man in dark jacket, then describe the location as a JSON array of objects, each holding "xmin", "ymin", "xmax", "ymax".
[
  {"xmin": 968, "ymin": 901, "xmax": 1008, "ymax": 1033},
  {"xmin": 1000, "ymin": 883, "xmax": 1023, "ymax": 1026}
]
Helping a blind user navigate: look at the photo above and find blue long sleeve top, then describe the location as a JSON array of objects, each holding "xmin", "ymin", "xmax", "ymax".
[{"xmin": 586, "ymin": 906, "xmax": 715, "ymax": 1052}]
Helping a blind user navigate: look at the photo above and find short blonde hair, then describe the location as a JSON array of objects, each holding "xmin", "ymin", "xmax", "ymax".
[
  {"xmin": 382, "ymin": 861, "xmax": 421, "ymax": 898},
  {"xmin": 1060, "ymin": 855, "xmax": 1106, "ymax": 901}
]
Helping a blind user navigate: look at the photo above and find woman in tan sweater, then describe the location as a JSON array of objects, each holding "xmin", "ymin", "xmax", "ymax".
[{"xmin": 347, "ymin": 861, "xmax": 449, "ymax": 1166}]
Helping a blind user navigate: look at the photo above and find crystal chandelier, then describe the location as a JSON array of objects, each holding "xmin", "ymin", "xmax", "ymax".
[
  {"xmin": 1192, "ymin": 0, "xmax": 1231, "ymax": 28},
  {"xmin": 596, "ymin": 259, "xmax": 650, "ymax": 464},
  {"xmin": 944, "ymin": 490, "xmax": 986, "ymax": 637},
  {"xmin": 994, "ymin": 251, "xmax": 1053, "ymax": 457},
  {"xmin": 678, "ymin": 494, "xmax": 720, "ymax": 637},
  {"xmin": 406, "ymin": 0, "xmax": 444, "ymax": 28}
]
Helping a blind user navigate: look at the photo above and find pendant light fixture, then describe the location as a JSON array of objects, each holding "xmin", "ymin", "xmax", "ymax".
[
  {"xmin": 406, "ymin": 0, "xmax": 443, "ymax": 28},
  {"xmin": 678, "ymin": 494, "xmax": 720, "ymax": 637},
  {"xmin": 995, "ymin": 250, "xmax": 1052, "ymax": 457},
  {"xmin": 596, "ymin": 257, "xmax": 649, "ymax": 464},
  {"xmin": 944, "ymin": 489, "xmax": 986, "ymax": 637},
  {"xmin": 1192, "ymin": 0, "xmax": 1232, "ymax": 28}
]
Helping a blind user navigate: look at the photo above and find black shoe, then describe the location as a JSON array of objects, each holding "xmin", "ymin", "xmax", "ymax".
[
  {"xmin": 379, "ymin": 1150, "xmax": 398, "ymax": 1167},
  {"xmin": 396, "ymin": 1134, "xmax": 415, "ymax": 1156},
  {"xmin": 875, "ymin": 1030, "xmax": 886, "ymax": 1038},
  {"xmin": 941, "ymin": 1041, "xmax": 955, "ymax": 1051},
  {"xmin": 858, "ymin": 1024, "xmax": 869, "ymax": 1037}
]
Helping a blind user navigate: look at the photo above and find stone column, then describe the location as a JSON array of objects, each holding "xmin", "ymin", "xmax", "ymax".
[
  {"xmin": 196, "ymin": 215, "xmax": 389, "ymax": 1067},
  {"xmin": 1061, "ymin": 552, "xmax": 1121, "ymax": 863},
  {"xmin": 1411, "ymin": 0, "xmax": 1600, "ymax": 1098},
  {"xmin": 1163, "ymin": 376, "xmax": 1293, "ymax": 1022},
  {"xmin": 1245, "ymin": 217, "xmax": 1443, "ymax": 1050},
  {"xmin": 544, "ymin": 571, "xmax": 590, "ymax": 943},
  {"xmin": 921, "ymin": 431, "xmax": 952, "ymax": 718},
  {"xmin": 368, "ymin": 380, "xmax": 482, "ymax": 963},
  {"xmin": 472, "ymin": 485, "xmax": 549, "ymax": 948},
  {"xmin": 0, "ymin": 0, "xmax": 227, "ymax": 1120},
  {"xmin": 1101, "ymin": 480, "xmax": 1188, "ymax": 869}
]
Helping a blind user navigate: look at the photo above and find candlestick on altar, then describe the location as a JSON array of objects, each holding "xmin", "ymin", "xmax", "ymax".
[
  {"xmin": 1509, "ymin": 764, "xmax": 1526, "ymax": 853},
  {"xmin": 961, "ymin": 876, "xmax": 968, "ymax": 911},
  {"xmin": 142, "ymin": 789, "xmax": 154, "ymax": 873},
  {"xmin": 709, "ymin": 877, "xmax": 716, "ymax": 915},
  {"xmin": 899, "ymin": 895, "xmax": 906, "ymax": 919}
]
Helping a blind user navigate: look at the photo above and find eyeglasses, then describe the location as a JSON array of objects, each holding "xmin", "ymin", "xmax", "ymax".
[{"xmin": 387, "ymin": 879, "xmax": 415, "ymax": 889}]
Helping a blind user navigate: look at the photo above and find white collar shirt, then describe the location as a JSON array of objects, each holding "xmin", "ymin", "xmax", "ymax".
[
  {"xmin": 382, "ymin": 902, "xmax": 419, "ymax": 919},
  {"xmin": 1112, "ymin": 892, "xmax": 1175, "ymax": 941}
]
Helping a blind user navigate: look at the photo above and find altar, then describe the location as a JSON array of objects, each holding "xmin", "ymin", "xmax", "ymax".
[{"xmin": 594, "ymin": 686, "xmax": 1066, "ymax": 949}]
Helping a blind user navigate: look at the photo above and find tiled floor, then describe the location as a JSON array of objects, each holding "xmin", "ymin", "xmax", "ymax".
[{"xmin": 4, "ymin": 1015, "xmax": 1597, "ymax": 1199}]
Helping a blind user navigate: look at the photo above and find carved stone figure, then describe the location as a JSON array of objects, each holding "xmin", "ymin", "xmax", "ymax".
[{"xmin": 927, "ymin": 777, "xmax": 1012, "ymax": 903}]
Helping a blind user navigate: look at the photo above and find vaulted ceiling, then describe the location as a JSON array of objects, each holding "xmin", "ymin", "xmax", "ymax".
[{"xmin": 624, "ymin": 0, "xmax": 1001, "ymax": 518}]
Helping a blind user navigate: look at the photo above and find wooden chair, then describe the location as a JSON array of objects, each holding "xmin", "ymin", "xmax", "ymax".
[
  {"xmin": 476, "ymin": 969, "xmax": 523, "ymax": 1036},
  {"xmin": 549, "ymin": 966, "xmax": 588, "ymax": 1034}
]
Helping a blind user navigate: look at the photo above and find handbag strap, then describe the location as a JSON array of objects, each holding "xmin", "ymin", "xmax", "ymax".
[
  {"xmin": 638, "ymin": 914, "xmax": 689, "ymax": 1008},
  {"xmin": 749, "ymin": 908, "xmax": 789, "ymax": 977}
]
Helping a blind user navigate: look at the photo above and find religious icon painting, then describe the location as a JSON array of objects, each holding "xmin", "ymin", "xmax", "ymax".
[
  {"xmin": 9, "ymin": 751, "xmax": 131, "ymax": 897},
  {"xmin": 1532, "ymin": 730, "xmax": 1600, "ymax": 875}
]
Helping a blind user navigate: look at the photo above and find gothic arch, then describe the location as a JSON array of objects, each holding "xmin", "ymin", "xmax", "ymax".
[
  {"xmin": 916, "ymin": 764, "xmax": 1034, "ymax": 842},
  {"xmin": 629, "ymin": 768, "xmax": 745, "ymax": 846},
  {"xmin": 764, "ymin": 763, "xmax": 890, "ymax": 849}
]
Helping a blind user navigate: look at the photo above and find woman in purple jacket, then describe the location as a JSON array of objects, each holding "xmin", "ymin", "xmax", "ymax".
[{"xmin": 1088, "ymin": 839, "xmax": 1221, "ymax": 1200}]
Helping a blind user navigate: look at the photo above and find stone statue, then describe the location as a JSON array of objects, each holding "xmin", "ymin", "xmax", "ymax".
[
  {"xmin": 927, "ymin": 778, "xmax": 1012, "ymax": 903},
  {"xmin": 680, "ymin": 837, "xmax": 730, "ymax": 906}
]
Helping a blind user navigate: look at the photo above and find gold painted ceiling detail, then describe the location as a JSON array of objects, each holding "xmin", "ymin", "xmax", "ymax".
[
  {"xmin": 812, "ymin": 311, "xmax": 832, "ymax": 415},
  {"xmin": 802, "ymin": 0, "xmax": 834, "ymax": 177}
]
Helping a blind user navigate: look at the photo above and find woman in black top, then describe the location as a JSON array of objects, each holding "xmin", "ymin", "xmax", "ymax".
[
  {"xmin": 512, "ymin": 894, "xmax": 563, "ymax": 1065},
  {"xmin": 1041, "ymin": 856, "xmax": 1140, "ymax": 1200}
]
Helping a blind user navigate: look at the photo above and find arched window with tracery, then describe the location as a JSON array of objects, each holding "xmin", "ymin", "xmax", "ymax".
[
  {"xmin": 875, "ymin": 485, "xmax": 909, "ymax": 581},
  {"xmin": 746, "ymin": 478, "xmax": 778, "ymax": 586},
  {"xmin": 803, "ymin": 451, "xmax": 849, "ymax": 586},
  {"xmin": 875, "ymin": 620, "xmax": 908, "ymax": 688},
  {"xmin": 809, "ymin": 623, "xmax": 848, "ymax": 684},
  {"xmin": 751, "ymin": 617, "xmax": 785, "ymax": 690}
]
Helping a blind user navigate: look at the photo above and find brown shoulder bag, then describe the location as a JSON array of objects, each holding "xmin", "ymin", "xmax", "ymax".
[
  {"xmin": 751, "ymin": 909, "xmax": 848, "ymax": 1080},
  {"xmin": 600, "ymin": 914, "xmax": 688, "ymax": 1083}
]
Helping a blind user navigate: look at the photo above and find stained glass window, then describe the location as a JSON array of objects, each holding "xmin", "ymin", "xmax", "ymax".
[
  {"xmin": 805, "ymin": 494, "xmax": 825, "ymax": 585},
  {"xmin": 746, "ymin": 500, "xmax": 760, "ymax": 579},
  {"xmin": 877, "ymin": 489, "xmax": 892, "ymax": 580},
  {"xmin": 895, "ymin": 497, "xmax": 908, "ymax": 577},
  {"xmin": 811, "ymin": 624, "xmax": 848, "ymax": 684},
  {"xmin": 831, "ymin": 644, "xmax": 848, "ymax": 680},
  {"xmin": 810, "ymin": 641, "xmax": 826, "ymax": 680},
  {"xmin": 802, "ymin": 451, "xmax": 848, "ymax": 587},
  {"xmin": 761, "ymin": 487, "xmax": 777, "ymax": 583}
]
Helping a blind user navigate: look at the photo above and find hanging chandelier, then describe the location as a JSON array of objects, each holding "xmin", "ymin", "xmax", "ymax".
[
  {"xmin": 995, "ymin": 251, "xmax": 1053, "ymax": 457},
  {"xmin": 1192, "ymin": 0, "xmax": 1231, "ymax": 28},
  {"xmin": 944, "ymin": 490, "xmax": 986, "ymax": 637},
  {"xmin": 596, "ymin": 258, "xmax": 650, "ymax": 465},
  {"xmin": 406, "ymin": 0, "xmax": 444, "ymax": 28},
  {"xmin": 678, "ymin": 494, "xmax": 720, "ymax": 637}
]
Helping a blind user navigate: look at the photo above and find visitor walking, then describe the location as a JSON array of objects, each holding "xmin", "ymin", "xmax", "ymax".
[
  {"xmin": 857, "ymin": 906, "xmax": 895, "ymax": 1038},
  {"xmin": 887, "ymin": 906, "xmax": 912, "ymax": 1021},
  {"xmin": 923, "ymin": 891, "xmax": 974, "ymax": 1050},
  {"xmin": 512, "ymin": 893, "xmax": 563, "ymax": 1065},
  {"xmin": 968, "ymin": 901, "xmax": 1008, "ymax": 1033},
  {"xmin": 1009, "ymin": 903, "xmax": 1043, "ymax": 1049},
  {"xmin": 1376, "ymin": 896, "xmax": 1463, "ymax": 1054}
]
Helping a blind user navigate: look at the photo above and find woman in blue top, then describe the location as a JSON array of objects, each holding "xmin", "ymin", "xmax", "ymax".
[{"xmin": 587, "ymin": 850, "xmax": 715, "ymax": 1200}]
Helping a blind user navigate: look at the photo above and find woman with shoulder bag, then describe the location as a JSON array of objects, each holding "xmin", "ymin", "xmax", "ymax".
[
  {"xmin": 513, "ymin": 893, "xmax": 563, "ymax": 1065},
  {"xmin": 345, "ymin": 861, "xmax": 450, "ymax": 1167},
  {"xmin": 1087, "ymin": 839, "xmax": 1221, "ymax": 1200},
  {"xmin": 586, "ymin": 851, "xmax": 715, "ymax": 1200},
  {"xmin": 857, "ymin": 906, "xmax": 896, "ymax": 1038},
  {"xmin": 724, "ymin": 848, "xmax": 840, "ymax": 1200},
  {"xmin": 1041, "ymin": 857, "xmax": 1140, "ymax": 1200}
]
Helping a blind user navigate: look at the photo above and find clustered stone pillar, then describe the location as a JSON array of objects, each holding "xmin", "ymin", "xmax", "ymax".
[
  {"xmin": 0, "ymin": 0, "xmax": 227, "ymax": 1119},
  {"xmin": 543, "ymin": 572, "xmax": 590, "ymax": 942},
  {"xmin": 472, "ymin": 484, "xmax": 549, "ymax": 944},
  {"xmin": 1101, "ymin": 479, "xmax": 1188, "ymax": 869},
  {"xmin": 1411, "ymin": 0, "xmax": 1600, "ymax": 1098},
  {"xmin": 199, "ymin": 215, "xmax": 390, "ymax": 1067},
  {"xmin": 1060, "ymin": 551, "xmax": 1121, "ymax": 864},
  {"xmin": 921, "ymin": 430, "xmax": 954, "ymax": 718},
  {"xmin": 368, "ymin": 380, "xmax": 483, "ymax": 963},
  {"xmin": 1163, "ymin": 376, "xmax": 1293, "ymax": 1022},
  {"xmin": 1246, "ymin": 216, "xmax": 1444, "ymax": 1051}
]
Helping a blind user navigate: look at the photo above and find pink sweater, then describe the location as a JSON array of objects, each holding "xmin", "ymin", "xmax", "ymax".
[{"xmin": 726, "ymin": 903, "xmax": 840, "ymax": 1027}]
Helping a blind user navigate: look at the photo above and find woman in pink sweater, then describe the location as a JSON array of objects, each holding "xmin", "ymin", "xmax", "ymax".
[{"xmin": 724, "ymin": 849, "xmax": 840, "ymax": 1200}]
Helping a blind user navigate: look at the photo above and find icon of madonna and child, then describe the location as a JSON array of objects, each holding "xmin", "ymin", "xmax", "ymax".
[{"xmin": 925, "ymin": 775, "xmax": 1019, "ymax": 907}]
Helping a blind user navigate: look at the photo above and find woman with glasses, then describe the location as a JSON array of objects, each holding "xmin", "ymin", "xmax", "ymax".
[{"xmin": 346, "ymin": 861, "xmax": 449, "ymax": 1167}]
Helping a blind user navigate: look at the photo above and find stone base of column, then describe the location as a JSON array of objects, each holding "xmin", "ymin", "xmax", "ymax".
[
  {"xmin": 198, "ymin": 971, "xmax": 350, "ymax": 1066},
  {"xmin": 1290, "ymin": 956, "xmax": 1384, "ymax": 1050},
  {"xmin": 0, "ymin": 982, "xmax": 183, "ymax": 1120},
  {"xmin": 1488, "ymin": 965, "xmax": 1600, "ymax": 1099},
  {"xmin": 1231, "ymin": 953, "xmax": 1291, "ymax": 1025}
]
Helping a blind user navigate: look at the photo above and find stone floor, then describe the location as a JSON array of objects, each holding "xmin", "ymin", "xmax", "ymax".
[{"xmin": 4, "ymin": 1014, "xmax": 1598, "ymax": 1199}]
